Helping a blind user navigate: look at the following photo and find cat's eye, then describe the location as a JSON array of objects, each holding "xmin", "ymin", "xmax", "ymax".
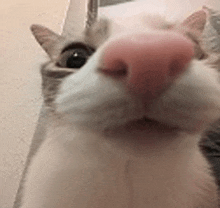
[
  {"xmin": 66, "ymin": 48, "xmax": 89, "ymax": 68},
  {"xmin": 57, "ymin": 43, "xmax": 95, "ymax": 69}
]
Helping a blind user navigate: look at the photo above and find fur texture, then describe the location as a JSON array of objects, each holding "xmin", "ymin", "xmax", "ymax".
[{"xmin": 21, "ymin": 3, "xmax": 220, "ymax": 208}]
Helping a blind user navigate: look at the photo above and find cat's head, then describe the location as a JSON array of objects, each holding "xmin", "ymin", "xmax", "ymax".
[{"xmin": 31, "ymin": 6, "xmax": 220, "ymax": 134}]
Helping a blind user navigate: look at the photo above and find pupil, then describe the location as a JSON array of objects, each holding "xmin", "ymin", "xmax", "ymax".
[{"xmin": 66, "ymin": 50, "xmax": 87, "ymax": 69}]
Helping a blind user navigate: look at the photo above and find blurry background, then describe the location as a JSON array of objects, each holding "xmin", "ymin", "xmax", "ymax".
[
  {"xmin": 0, "ymin": 0, "xmax": 68, "ymax": 207},
  {"xmin": 1, "ymin": 0, "xmax": 220, "ymax": 208}
]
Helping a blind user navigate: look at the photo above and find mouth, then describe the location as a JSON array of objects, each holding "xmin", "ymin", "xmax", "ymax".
[{"xmin": 125, "ymin": 116, "xmax": 178, "ymax": 132}]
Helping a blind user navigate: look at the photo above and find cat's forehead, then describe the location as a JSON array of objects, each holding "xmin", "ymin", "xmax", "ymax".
[
  {"xmin": 110, "ymin": 13, "xmax": 171, "ymax": 31},
  {"xmin": 61, "ymin": 3, "xmax": 170, "ymax": 49},
  {"xmin": 82, "ymin": 13, "xmax": 172, "ymax": 48}
]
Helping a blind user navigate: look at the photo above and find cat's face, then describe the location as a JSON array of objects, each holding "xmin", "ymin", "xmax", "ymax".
[{"xmin": 32, "ymin": 6, "xmax": 220, "ymax": 134}]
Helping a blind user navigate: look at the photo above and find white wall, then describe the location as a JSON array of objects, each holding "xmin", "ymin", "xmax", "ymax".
[{"xmin": 0, "ymin": 0, "xmax": 68, "ymax": 207}]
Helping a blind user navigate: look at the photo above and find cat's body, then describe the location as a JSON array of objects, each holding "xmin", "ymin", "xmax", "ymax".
[{"xmin": 21, "ymin": 2, "xmax": 220, "ymax": 207}]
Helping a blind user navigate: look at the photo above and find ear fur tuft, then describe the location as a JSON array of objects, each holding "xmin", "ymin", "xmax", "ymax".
[
  {"xmin": 181, "ymin": 9, "xmax": 207, "ymax": 36},
  {"xmin": 30, "ymin": 24, "xmax": 62, "ymax": 58}
]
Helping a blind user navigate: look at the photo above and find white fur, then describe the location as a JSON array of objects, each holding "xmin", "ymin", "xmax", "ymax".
[
  {"xmin": 56, "ymin": 49, "xmax": 220, "ymax": 132},
  {"xmin": 22, "ymin": 2, "xmax": 220, "ymax": 208},
  {"xmin": 21, "ymin": 122, "xmax": 218, "ymax": 208}
]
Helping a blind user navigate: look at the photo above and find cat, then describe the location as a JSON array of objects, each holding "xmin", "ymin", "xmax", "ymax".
[{"xmin": 21, "ymin": 3, "xmax": 220, "ymax": 208}]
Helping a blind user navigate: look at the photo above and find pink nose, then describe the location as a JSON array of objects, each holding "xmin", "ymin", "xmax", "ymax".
[{"xmin": 102, "ymin": 32, "xmax": 194, "ymax": 100}]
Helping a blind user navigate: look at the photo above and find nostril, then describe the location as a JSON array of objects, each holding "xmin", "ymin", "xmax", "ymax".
[{"xmin": 101, "ymin": 60, "xmax": 128, "ymax": 78}]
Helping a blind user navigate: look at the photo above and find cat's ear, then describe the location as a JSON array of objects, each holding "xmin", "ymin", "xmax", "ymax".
[
  {"xmin": 30, "ymin": 24, "xmax": 63, "ymax": 58},
  {"xmin": 180, "ymin": 9, "xmax": 207, "ymax": 37},
  {"xmin": 175, "ymin": 9, "xmax": 207, "ymax": 59}
]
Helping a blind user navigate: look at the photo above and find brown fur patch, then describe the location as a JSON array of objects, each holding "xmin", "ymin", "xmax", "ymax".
[{"xmin": 40, "ymin": 62, "xmax": 74, "ymax": 111}]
